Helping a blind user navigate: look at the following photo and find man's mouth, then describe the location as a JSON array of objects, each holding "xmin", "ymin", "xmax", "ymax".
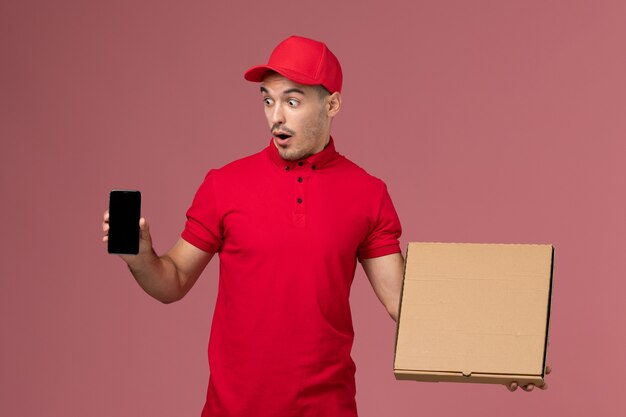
[{"xmin": 273, "ymin": 131, "xmax": 293, "ymax": 143}]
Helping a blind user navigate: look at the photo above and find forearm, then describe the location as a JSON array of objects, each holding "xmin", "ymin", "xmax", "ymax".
[
  {"xmin": 383, "ymin": 281, "xmax": 402, "ymax": 322},
  {"xmin": 362, "ymin": 252, "xmax": 405, "ymax": 322},
  {"xmin": 126, "ymin": 250, "xmax": 186, "ymax": 304},
  {"xmin": 104, "ymin": 214, "xmax": 211, "ymax": 302},
  {"xmin": 380, "ymin": 266, "xmax": 402, "ymax": 322}
]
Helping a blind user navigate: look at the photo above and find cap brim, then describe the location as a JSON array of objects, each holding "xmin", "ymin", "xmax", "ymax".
[{"xmin": 244, "ymin": 65, "xmax": 318, "ymax": 86}]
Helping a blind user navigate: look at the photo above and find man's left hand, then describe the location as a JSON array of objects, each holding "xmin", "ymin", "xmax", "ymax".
[{"xmin": 506, "ymin": 365, "xmax": 552, "ymax": 392}]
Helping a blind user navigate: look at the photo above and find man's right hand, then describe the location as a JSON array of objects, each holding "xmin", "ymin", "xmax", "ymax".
[
  {"xmin": 102, "ymin": 209, "xmax": 214, "ymax": 303},
  {"xmin": 102, "ymin": 209, "xmax": 154, "ymax": 265}
]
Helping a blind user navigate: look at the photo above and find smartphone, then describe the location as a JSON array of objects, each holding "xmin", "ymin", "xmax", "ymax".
[{"xmin": 108, "ymin": 190, "xmax": 141, "ymax": 255}]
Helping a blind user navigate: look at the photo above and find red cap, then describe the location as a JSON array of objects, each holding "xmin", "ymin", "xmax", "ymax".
[{"xmin": 244, "ymin": 36, "xmax": 343, "ymax": 93}]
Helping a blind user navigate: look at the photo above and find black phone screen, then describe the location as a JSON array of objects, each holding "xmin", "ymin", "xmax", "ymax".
[{"xmin": 108, "ymin": 190, "xmax": 141, "ymax": 255}]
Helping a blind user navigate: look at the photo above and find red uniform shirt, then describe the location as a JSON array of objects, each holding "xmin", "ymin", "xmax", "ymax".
[{"xmin": 182, "ymin": 138, "xmax": 401, "ymax": 417}]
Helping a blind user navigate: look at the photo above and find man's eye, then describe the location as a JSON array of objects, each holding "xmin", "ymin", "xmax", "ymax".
[
  {"xmin": 287, "ymin": 99, "xmax": 299, "ymax": 107},
  {"xmin": 263, "ymin": 98, "xmax": 273, "ymax": 105}
]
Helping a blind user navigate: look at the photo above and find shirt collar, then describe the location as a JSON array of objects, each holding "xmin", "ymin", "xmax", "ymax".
[{"xmin": 266, "ymin": 136, "xmax": 339, "ymax": 170}]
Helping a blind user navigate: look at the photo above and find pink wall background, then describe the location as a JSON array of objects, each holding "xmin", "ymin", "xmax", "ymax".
[{"xmin": 2, "ymin": 0, "xmax": 624, "ymax": 416}]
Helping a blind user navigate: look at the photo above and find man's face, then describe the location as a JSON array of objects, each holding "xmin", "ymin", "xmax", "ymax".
[{"xmin": 260, "ymin": 73, "xmax": 332, "ymax": 161}]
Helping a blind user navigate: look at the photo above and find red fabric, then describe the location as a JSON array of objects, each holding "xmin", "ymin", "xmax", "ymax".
[
  {"xmin": 244, "ymin": 36, "xmax": 343, "ymax": 93},
  {"xmin": 182, "ymin": 138, "xmax": 401, "ymax": 417}
]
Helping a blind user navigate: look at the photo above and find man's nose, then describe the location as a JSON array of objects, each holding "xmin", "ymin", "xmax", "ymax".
[{"xmin": 269, "ymin": 104, "xmax": 285, "ymax": 125}]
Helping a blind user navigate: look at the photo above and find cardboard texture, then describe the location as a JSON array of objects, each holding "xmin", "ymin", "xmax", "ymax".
[{"xmin": 394, "ymin": 242, "xmax": 554, "ymax": 386}]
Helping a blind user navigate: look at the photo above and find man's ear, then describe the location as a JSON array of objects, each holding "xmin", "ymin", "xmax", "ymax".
[{"xmin": 327, "ymin": 92, "xmax": 342, "ymax": 117}]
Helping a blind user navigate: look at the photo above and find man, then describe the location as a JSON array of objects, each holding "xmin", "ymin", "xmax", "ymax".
[{"xmin": 102, "ymin": 36, "xmax": 545, "ymax": 417}]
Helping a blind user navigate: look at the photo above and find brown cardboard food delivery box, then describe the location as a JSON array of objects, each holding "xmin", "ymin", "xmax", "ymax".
[{"xmin": 394, "ymin": 242, "xmax": 554, "ymax": 386}]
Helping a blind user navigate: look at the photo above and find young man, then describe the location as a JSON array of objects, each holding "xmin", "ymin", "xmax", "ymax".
[
  {"xmin": 103, "ymin": 36, "xmax": 544, "ymax": 417},
  {"xmin": 105, "ymin": 36, "xmax": 403, "ymax": 417}
]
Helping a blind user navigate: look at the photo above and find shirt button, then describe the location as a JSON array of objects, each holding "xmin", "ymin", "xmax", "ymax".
[
  {"xmin": 298, "ymin": 162, "xmax": 304, "ymax": 166},
  {"xmin": 297, "ymin": 198, "xmax": 303, "ymax": 204},
  {"xmin": 297, "ymin": 177, "xmax": 303, "ymax": 183},
  {"xmin": 285, "ymin": 166, "xmax": 290, "ymax": 171},
  {"xmin": 312, "ymin": 165, "xmax": 316, "ymax": 170}
]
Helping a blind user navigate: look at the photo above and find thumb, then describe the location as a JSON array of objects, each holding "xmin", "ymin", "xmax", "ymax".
[{"xmin": 139, "ymin": 217, "xmax": 152, "ymax": 244}]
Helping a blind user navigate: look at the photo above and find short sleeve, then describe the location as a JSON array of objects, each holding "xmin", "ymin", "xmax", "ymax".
[
  {"xmin": 181, "ymin": 170, "xmax": 224, "ymax": 253},
  {"xmin": 357, "ymin": 182, "xmax": 402, "ymax": 261}
]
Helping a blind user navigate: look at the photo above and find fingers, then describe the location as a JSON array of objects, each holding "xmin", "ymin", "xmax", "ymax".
[
  {"xmin": 507, "ymin": 381, "xmax": 547, "ymax": 392},
  {"xmin": 546, "ymin": 365, "xmax": 552, "ymax": 375},
  {"xmin": 102, "ymin": 210, "xmax": 110, "ymax": 231},
  {"xmin": 102, "ymin": 209, "xmax": 110, "ymax": 242}
]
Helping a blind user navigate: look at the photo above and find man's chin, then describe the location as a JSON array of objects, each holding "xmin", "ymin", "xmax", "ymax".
[
  {"xmin": 278, "ymin": 150, "xmax": 302, "ymax": 161},
  {"xmin": 277, "ymin": 146, "xmax": 305, "ymax": 161}
]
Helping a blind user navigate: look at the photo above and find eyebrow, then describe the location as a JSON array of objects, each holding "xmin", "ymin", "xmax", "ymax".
[
  {"xmin": 260, "ymin": 86, "xmax": 306, "ymax": 96},
  {"xmin": 283, "ymin": 88, "xmax": 306, "ymax": 95}
]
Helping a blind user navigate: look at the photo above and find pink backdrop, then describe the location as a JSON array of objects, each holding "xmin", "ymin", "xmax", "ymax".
[{"xmin": 2, "ymin": 1, "xmax": 624, "ymax": 416}]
